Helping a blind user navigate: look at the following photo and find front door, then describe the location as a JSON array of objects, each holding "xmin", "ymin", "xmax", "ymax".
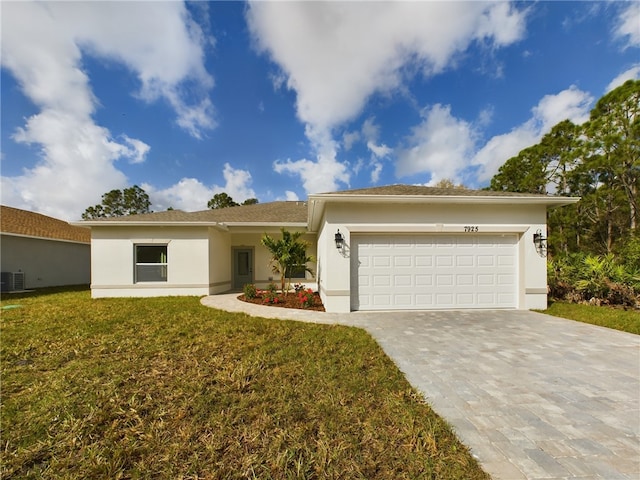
[{"xmin": 233, "ymin": 248, "xmax": 253, "ymax": 289}]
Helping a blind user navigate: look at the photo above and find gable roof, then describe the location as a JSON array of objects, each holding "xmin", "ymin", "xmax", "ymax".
[
  {"xmin": 1, "ymin": 205, "xmax": 91, "ymax": 244},
  {"xmin": 76, "ymin": 201, "xmax": 308, "ymax": 226}
]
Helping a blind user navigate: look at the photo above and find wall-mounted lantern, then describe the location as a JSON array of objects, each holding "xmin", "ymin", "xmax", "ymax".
[
  {"xmin": 533, "ymin": 229, "xmax": 547, "ymax": 257},
  {"xmin": 334, "ymin": 229, "xmax": 344, "ymax": 250}
]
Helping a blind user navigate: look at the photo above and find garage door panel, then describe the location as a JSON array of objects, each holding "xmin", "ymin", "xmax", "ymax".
[
  {"xmin": 394, "ymin": 256, "xmax": 412, "ymax": 267},
  {"xmin": 351, "ymin": 234, "xmax": 517, "ymax": 311},
  {"xmin": 416, "ymin": 256, "xmax": 433, "ymax": 267},
  {"xmin": 436, "ymin": 255, "xmax": 454, "ymax": 267}
]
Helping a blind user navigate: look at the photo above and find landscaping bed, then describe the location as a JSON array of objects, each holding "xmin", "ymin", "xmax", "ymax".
[{"xmin": 238, "ymin": 291, "xmax": 325, "ymax": 311}]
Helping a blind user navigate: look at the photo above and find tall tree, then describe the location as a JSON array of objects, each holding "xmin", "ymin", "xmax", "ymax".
[
  {"xmin": 583, "ymin": 79, "xmax": 640, "ymax": 230},
  {"xmin": 82, "ymin": 185, "xmax": 151, "ymax": 219}
]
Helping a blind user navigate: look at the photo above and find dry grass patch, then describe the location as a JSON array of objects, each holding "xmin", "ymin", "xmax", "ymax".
[{"xmin": 2, "ymin": 288, "xmax": 488, "ymax": 479}]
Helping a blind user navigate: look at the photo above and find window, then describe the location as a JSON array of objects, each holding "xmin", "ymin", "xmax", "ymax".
[
  {"xmin": 289, "ymin": 264, "xmax": 307, "ymax": 279},
  {"xmin": 135, "ymin": 245, "xmax": 167, "ymax": 282}
]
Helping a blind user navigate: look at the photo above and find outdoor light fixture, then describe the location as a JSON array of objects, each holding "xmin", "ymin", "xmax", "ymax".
[
  {"xmin": 533, "ymin": 229, "xmax": 547, "ymax": 257},
  {"xmin": 334, "ymin": 229, "xmax": 344, "ymax": 249}
]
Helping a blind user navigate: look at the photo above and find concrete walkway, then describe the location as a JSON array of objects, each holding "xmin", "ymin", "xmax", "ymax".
[{"xmin": 201, "ymin": 294, "xmax": 640, "ymax": 480}]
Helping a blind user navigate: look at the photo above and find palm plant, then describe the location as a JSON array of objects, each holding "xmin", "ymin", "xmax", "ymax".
[{"xmin": 261, "ymin": 228, "xmax": 314, "ymax": 294}]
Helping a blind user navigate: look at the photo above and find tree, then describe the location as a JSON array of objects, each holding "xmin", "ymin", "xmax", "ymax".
[
  {"xmin": 583, "ymin": 79, "xmax": 639, "ymax": 230},
  {"xmin": 433, "ymin": 179, "xmax": 467, "ymax": 189},
  {"xmin": 261, "ymin": 228, "xmax": 314, "ymax": 293},
  {"xmin": 489, "ymin": 80, "xmax": 640, "ymax": 256},
  {"xmin": 208, "ymin": 192, "xmax": 238, "ymax": 209},
  {"xmin": 82, "ymin": 185, "xmax": 151, "ymax": 220},
  {"xmin": 208, "ymin": 193, "xmax": 259, "ymax": 209}
]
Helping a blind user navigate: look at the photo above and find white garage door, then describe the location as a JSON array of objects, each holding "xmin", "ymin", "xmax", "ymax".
[{"xmin": 351, "ymin": 235, "xmax": 518, "ymax": 310}]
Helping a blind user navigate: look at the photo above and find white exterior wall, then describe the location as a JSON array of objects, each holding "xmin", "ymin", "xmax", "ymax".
[
  {"xmin": 317, "ymin": 202, "xmax": 548, "ymax": 313},
  {"xmin": 90, "ymin": 226, "xmax": 212, "ymax": 298},
  {"xmin": 1, "ymin": 234, "xmax": 90, "ymax": 289}
]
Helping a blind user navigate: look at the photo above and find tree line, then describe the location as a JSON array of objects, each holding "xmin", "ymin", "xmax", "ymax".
[
  {"xmin": 489, "ymin": 79, "xmax": 639, "ymax": 258},
  {"xmin": 82, "ymin": 189, "xmax": 258, "ymax": 220}
]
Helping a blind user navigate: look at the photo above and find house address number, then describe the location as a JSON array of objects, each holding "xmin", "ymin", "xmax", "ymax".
[{"xmin": 464, "ymin": 226, "xmax": 479, "ymax": 232}]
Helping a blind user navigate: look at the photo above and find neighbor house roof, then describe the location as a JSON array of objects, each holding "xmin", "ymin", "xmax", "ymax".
[
  {"xmin": 1, "ymin": 205, "xmax": 91, "ymax": 244},
  {"xmin": 76, "ymin": 201, "xmax": 309, "ymax": 227}
]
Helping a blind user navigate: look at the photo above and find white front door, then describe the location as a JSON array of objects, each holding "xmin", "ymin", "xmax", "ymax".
[{"xmin": 351, "ymin": 235, "xmax": 517, "ymax": 311}]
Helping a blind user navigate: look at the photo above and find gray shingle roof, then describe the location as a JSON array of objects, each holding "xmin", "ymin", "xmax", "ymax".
[
  {"xmin": 321, "ymin": 184, "xmax": 549, "ymax": 197},
  {"xmin": 82, "ymin": 201, "xmax": 308, "ymax": 224}
]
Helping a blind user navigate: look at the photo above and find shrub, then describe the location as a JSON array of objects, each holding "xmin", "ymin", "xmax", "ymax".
[
  {"xmin": 298, "ymin": 288, "xmax": 315, "ymax": 309},
  {"xmin": 267, "ymin": 282, "xmax": 278, "ymax": 294},
  {"xmin": 262, "ymin": 288, "xmax": 281, "ymax": 305},
  {"xmin": 243, "ymin": 283, "xmax": 257, "ymax": 300},
  {"xmin": 548, "ymin": 252, "xmax": 639, "ymax": 307}
]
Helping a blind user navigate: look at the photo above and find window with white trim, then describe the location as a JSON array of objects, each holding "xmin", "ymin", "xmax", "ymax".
[{"xmin": 135, "ymin": 245, "xmax": 168, "ymax": 282}]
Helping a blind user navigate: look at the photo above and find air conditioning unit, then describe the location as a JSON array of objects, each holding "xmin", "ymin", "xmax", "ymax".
[{"xmin": 1, "ymin": 272, "xmax": 26, "ymax": 292}]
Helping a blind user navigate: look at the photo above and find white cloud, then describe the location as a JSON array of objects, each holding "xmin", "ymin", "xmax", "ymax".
[
  {"xmin": 614, "ymin": 2, "xmax": 640, "ymax": 48},
  {"xmin": 362, "ymin": 117, "xmax": 392, "ymax": 159},
  {"xmin": 247, "ymin": 1, "xmax": 527, "ymax": 193},
  {"xmin": 145, "ymin": 163, "xmax": 256, "ymax": 212},
  {"xmin": 533, "ymin": 86, "xmax": 593, "ymax": 132},
  {"xmin": 606, "ymin": 64, "xmax": 640, "ymax": 92},
  {"xmin": 121, "ymin": 135, "xmax": 151, "ymax": 164},
  {"xmin": 0, "ymin": 1, "xmax": 213, "ymax": 220},
  {"xmin": 342, "ymin": 131, "xmax": 361, "ymax": 151},
  {"xmin": 473, "ymin": 86, "xmax": 593, "ymax": 182},
  {"xmin": 284, "ymin": 191, "xmax": 300, "ymax": 201},
  {"xmin": 274, "ymin": 153, "xmax": 350, "ymax": 194},
  {"xmin": 394, "ymin": 85, "xmax": 594, "ymax": 187},
  {"xmin": 396, "ymin": 104, "xmax": 477, "ymax": 184},
  {"xmin": 144, "ymin": 178, "xmax": 214, "ymax": 212},
  {"xmin": 219, "ymin": 162, "xmax": 256, "ymax": 202}
]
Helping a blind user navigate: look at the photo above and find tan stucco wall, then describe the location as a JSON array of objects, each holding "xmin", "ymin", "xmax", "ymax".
[
  {"xmin": 1, "ymin": 234, "xmax": 90, "ymax": 289},
  {"xmin": 317, "ymin": 202, "xmax": 549, "ymax": 312}
]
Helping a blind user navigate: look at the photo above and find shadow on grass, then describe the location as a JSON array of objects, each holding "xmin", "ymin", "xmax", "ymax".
[{"xmin": 1, "ymin": 284, "xmax": 90, "ymax": 301}]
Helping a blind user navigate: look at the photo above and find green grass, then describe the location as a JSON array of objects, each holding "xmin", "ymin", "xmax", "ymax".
[
  {"xmin": 543, "ymin": 301, "xmax": 640, "ymax": 335},
  {"xmin": 1, "ymin": 288, "xmax": 488, "ymax": 479}
]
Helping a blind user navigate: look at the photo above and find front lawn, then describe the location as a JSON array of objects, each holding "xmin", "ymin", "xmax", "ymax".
[
  {"xmin": 1, "ymin": 288, "xmax": 488, "ymax": 479},
  {"xmin": 543, "ymin": 301, "xmax": 640, "ymax": 335}
]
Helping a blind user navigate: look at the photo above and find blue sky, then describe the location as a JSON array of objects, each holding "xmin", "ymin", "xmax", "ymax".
[{"xmin": 1, "ymin": 1, "xmax": 639, "ymax": 221}]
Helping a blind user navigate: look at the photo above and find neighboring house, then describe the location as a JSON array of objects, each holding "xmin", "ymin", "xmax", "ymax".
[
  {"xmin": 76, "ymin": 185, "xmax": 579, "ymax": 313},
  {"xmin": 1, "ymin": 205, "xmax": 91, "ymax": 290}
]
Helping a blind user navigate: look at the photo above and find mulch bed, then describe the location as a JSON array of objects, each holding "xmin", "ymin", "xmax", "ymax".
[{"xmin": 238, "ymin": 292, "xmax": 325, "ymax": 312}]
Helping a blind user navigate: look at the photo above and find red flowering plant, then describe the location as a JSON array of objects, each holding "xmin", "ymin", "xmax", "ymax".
[
  {"xmin": 262, "ymin": 286, "xmax": 281, "ymax": 305},
  {"xmin": 298, "ymin": 288, "xmax": 315, "ymax": 308}
]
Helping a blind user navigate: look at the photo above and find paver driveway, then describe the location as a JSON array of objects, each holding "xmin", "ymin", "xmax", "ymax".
[
  {"xmin": 202, "ymin": 295, "xmax": 640, "ymax": 479},
  {"xmin": 357, "ymin": 310, "xmax": 640, "ymax": 480}
]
